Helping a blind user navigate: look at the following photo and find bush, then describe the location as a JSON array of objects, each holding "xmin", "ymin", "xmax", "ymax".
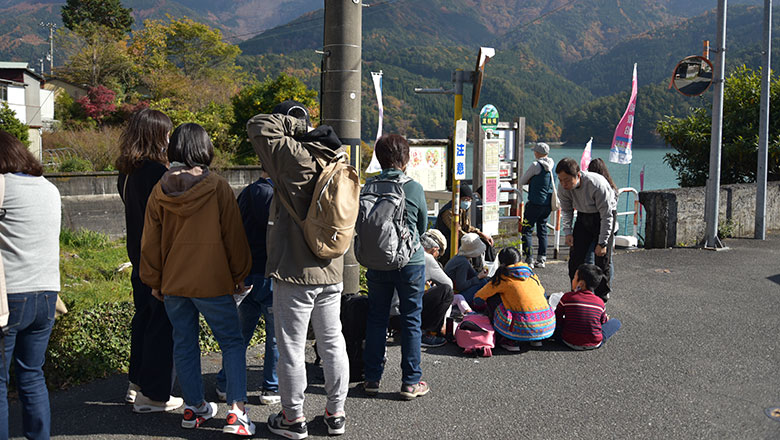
[
  {"xmin": 57, "ymin": 156, "xmax": 94, "ymax": 172},
  {"xmin": 0, "ymin": 101, "xmax": 29, "ymax": 145},
  {"xmin": 44, "ymin": 228, "xmax": 268, "ymax": 389},
  {"xmin": 43, "ymin": 127, "xmax": 122, "ymax": 171}
]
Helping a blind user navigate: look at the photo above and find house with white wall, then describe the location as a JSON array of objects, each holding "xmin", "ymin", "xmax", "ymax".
[{"xmin": 0, "ymin": 61, "xmax": 50, "ymax": 160}]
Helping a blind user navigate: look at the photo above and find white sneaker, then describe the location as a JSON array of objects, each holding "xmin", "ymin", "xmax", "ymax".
[
  {"xmin": 132, "ymin": 392, "xmax": 184, "ymax": 413},
  {"xmin": 181, "ymin": 401, "xmax": 218, "ymax": 429},
  {"xmin": 535, "ymin": 257, "xmax": 546, "ymax": 268},
  {"xmin": 125, "ymin": 382, "xmax": 140, "ymax": 404},
  {"xmin": 223, "ymin": 408, "xmax": 257, "ymax": 436}
]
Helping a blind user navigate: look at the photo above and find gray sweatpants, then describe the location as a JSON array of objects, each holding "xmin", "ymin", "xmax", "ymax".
[{"xmin": 273, "ymin": 279, "xmax": 349, "ymax": 419}]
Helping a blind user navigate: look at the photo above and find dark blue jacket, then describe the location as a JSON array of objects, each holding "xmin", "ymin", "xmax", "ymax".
[{"xmin": 237, "ymin": 177, "xmax": 273, "ymax": 275}]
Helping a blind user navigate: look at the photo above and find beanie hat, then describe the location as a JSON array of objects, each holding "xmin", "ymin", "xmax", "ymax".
[
  {"xmin": 459, "ymin": 182, "xmax": 474, "ymax": 199},
  {"xmin": 458, "ymin": 233, "xmax": 486, "ymax": 258},
  {"xmin": 424, "ymin": 229, "xmax": 447, "ymax": 253},
  {"xmin": 272, "ymin": 100, "xmax": 311, "ymax": 127},
  {"xmin": 533, "ymin": 142, "xmax": 550, "ymax": 155}
]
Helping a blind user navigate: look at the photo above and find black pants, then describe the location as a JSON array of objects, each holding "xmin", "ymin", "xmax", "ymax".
[
  {"xmin": 128, "ymin": 269, "xmax": 175, "ymax": 401},
  {"xmin": 568, "ymin": 212, "xmax": 614, "ymax": 300},
  {"xmin": 421, "ymin": 284, "xmax": 454, "ymax": 333}
]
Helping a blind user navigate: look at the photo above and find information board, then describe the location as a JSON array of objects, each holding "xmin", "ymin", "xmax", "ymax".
[
  {"xmin": 482, "ymin": 138, "xmax": 502, "ymax": 236},
  {"xmin": 406, "ymin": 146, "xmax": 447, "ymax": 191}
]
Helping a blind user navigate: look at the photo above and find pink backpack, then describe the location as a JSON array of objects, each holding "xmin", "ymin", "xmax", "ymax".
[{"xmin": 454, "ymin": 314, "xmax": 496, "ymax": 357}]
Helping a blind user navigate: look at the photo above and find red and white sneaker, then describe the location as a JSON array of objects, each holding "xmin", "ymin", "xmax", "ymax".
[
  {"xmin": 223, "ymin": 408, "xmax": 256, "ymax": 436},
  {"xmin": 181, "ymin": 401, "xmax": 218, "ymax": 429}
]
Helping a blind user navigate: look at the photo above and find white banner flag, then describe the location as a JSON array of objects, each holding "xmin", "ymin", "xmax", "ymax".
[
  {"xmin": 366, "ymin": 71, "xmax": 384, "ymax": 173},
  {"xmin": 609, "ymin": 64, "xmax": 637, "ymax": 165}
]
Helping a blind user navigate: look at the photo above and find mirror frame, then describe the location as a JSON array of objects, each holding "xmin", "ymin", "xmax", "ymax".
[{"xmin": 671, "ymin": 55, "xmax": 714, "ymax": 97}]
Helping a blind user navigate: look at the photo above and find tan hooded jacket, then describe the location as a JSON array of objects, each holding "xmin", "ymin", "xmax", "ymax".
[{"xmin": 140, "ymin": 169, "xmax": 251, "ymax": 297}]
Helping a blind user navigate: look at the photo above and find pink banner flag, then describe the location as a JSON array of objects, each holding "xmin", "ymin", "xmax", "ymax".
[
  {"xmin": 580, "ymin": 137, "xmax": 593, "ymax": 172},
  {"xmin": 610, "ymin": 63, "xmax": 637, "ymax": 165}
]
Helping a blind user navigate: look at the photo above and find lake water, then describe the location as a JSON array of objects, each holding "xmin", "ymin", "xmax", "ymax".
[{"xmin": 524, "ymin": 144, "xmax": 678, "ymax": 238}]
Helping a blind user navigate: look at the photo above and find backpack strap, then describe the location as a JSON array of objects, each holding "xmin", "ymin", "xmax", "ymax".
[{"xmin": 0, "ymin": 174, "xmax": 8, "ymax": 334}]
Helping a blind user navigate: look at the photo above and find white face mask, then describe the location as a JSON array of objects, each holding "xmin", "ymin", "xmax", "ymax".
[{"xmin": 460, "ymin": 200, "xmax": 472, "ymax": 211}]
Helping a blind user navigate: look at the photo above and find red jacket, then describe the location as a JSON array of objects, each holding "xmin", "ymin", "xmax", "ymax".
[{"xmin": 555, "ymin": 290, "xmax": 607, "ymax": 348}]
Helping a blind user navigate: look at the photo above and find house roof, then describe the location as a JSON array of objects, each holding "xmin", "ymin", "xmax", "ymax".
[
  {"xmin": 0, "ymin": 61, "xmax": 44, "ymax": 83},
  {"xmin": 0, "ymin": 77, "xmax": 26, "ymax": 87}
]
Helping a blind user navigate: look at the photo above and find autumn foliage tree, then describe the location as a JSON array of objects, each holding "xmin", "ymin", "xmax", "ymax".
[
  {"xmin": 62, "ymin": 0, "xmax": 134, "ymax": 35},
  {"xmin": 77, "ymin": 85, "xmax": 117, "ymax": 125}
]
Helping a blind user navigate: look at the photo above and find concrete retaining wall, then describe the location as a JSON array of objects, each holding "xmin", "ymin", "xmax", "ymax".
[
  {"xmin": 47, "ymin": 167, "xmax": 264, "ymax": 238},
  {"xmin": 639, "ymin": 182, "xmax": 780, "ymax": 248}
]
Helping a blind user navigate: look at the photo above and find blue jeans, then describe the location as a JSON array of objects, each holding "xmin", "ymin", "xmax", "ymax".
[
  {"xmin": 164, "ymin": 295, "xmax": 247, "ymax": 406},
  {"xmin": 601, "ymin": 318, "xmax": 622, "ymax": 343},
  {"xmin": 1, "ymin": 291, "xmax": 57, "ymax": 440},
  {"xmin": 217, "ymin": 275, "xmax": 278, "ymax": 393},
  {"xmin": 522, "ymin": 202, "xmax": 552, "ymax": 260},
  {"xmin": 459, "ymin": 279, "xmax": 488, "ymax": 305},
  {"xmin": 364, "ymin": 265, "xmax": 425, "ymax": 386}
]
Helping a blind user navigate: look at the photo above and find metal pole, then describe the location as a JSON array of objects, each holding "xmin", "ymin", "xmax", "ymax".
[
  {"xmin": 322, "ymin": 0, "xmax": 362, "ymax": 293},
  {"xmin": 450, "ymin": 69, "xmax": 464, "ymax": 259},
  {"xmin": 49, "ymin": 25, "xmax": 54, "ymax": 74},
  {"xmin": 704, "ymin": 0, "xmax": 727, "ymax": 249},
  {"xmin": 755, "ymin": 0, "xmax": 772, "ymax": 240}
]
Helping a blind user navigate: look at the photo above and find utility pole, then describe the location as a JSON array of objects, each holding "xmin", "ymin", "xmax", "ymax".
[
  {"xmin": 703, "ymin": 0, "xmax": 727, "ymax": 249},
  {"xmin": 755, "ymin": 0, "xmax": 772, "ymax": 240},
  {"xmin": 40, "ymin": 22, "xmax": 56, "ymax": 75},
  {"xmin": 322, "ymin": 0, "xmax": 362, "ymax": 294}
]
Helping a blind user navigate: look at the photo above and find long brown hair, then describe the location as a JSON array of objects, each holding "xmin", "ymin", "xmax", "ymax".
[
  {"xmin": 587, "ymin": 158, "xmax": 618, "ymax": 193},
  {"xmin": 0, "ymin": 130, "xmax": 43, "ymax": 176},
  {"xmin": 115, "ymin": 108, "xmax": 172, "ymax": 174}
]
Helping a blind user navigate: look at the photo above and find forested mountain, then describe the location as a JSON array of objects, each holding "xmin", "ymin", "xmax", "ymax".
[
  {"xmin": 567, "ymin": 5, "xmax": 779, "ymax": 98},
  {"xmin": 0, "ymin": 0, "xmax": 321, "ymax": 66},
  {"xmin": 0, "ymin": 0, "xmax": 771, "ymax": 143}
]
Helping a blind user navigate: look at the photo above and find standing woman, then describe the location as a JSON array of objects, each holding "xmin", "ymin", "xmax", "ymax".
[
  {"xmin": 0, "ymin": 130, "xmax": 61, "ymax": 439},
  {"xmin": 363, "ymin": 134, "xmax": 430, "ymax": 400},
  {"xmin": 116, "ymin": 109, "xmax": 182, "ymax": 412}
]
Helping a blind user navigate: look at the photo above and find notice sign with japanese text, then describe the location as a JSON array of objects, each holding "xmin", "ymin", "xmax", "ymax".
[
  {"xmin": 406, "ymin": 146, "xmax": 447, "ymax": 191},
  {"xmin": 454, "ymin": 120, "xmax": 468, "ymax": 180},
  {"xmin": 482, "ymin": 177, "xmax": 500, "ymax": 236}
]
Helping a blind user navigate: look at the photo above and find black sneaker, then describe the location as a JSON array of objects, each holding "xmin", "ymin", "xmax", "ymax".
[
  {"xmin": 323, "ymin": 409, "xmax": 346, "ymax": 435},
  {"xmin": 267, "ymin": 411, "xmax": 308, "ymax": 439},
  {"xmin": 363, "ymin": 381, "xmax": 379, "ymax": 397},
  {"xmin": 420, "ymin": 334, "xmax": 447, "ymax": 348},
  {"xmin": 260, "ymin": 389, "xmax": 281, "ymax": 405}
]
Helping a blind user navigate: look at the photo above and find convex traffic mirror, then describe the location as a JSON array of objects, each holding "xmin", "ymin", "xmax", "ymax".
[{"xmin": 671, "ymin": 55, "xmax": 714, "ymax": 97}]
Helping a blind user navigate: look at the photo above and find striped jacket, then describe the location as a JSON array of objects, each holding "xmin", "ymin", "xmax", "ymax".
[{"xmin": 555, "ymin": 290, "xmax": 607, "ymax": 348}]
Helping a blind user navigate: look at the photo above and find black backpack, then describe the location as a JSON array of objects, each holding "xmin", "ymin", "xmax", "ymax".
[{"xmin": 340, "ymin": 293, "xmax": 369, "ymax": 383}]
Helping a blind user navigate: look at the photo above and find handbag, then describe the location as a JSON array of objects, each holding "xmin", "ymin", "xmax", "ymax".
[{"xmin": 549, "ymin": 169, "xmax": 561, "ymax": 211}]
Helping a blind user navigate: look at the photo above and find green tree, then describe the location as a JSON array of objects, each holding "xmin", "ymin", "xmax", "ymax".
[
  {"xmin": 130, "ymin": 17, "xmax": 244, "ymax": 110},
  {"xmin": 62, "ymin": 0, "xmax": 134, "ymax": 35},
  {"xmin": 0, "ymin": 102, "xmax": 30, "ymax": 145},
  {"xmin": 230, "ymin": 74, "xmax": 318, "ymax": 160},
  {"xmin": 658, "ymin": 66, "xmax": 780, "ymax": 187},
  {"xmin": 56, "ymin": 25, "xmax": 137, "ymax": 90}
]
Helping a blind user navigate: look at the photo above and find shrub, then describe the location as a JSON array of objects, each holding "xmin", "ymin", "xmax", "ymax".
[
  {"xmin": 77, "ymin": 85, "xmax": 118, "ymax": 125},
  {"xmin": 57, "ymin": 156, "xmax": 94, "ymax": 172},
  {"xmin": 43, "ymin": 127, "xmax": 122, "ymax": 171},
  {"xmin": 0, "ymin": 101, "xmax": 29, "ymax": 145}
]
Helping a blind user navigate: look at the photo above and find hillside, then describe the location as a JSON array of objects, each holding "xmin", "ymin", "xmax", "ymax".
[
  {"xmin": 0, "ymin": 0, "xmax": 321, "ymax": 69},
  {"xmin": 567, "ymin": 4, "xmax": 779, "ymax": 98}
]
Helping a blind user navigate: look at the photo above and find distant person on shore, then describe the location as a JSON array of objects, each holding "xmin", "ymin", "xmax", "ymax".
[
  {"xmin": 247, "ymin": 101, "xmax": 349, "ymax": 438},
  {"xmin": 435, "ymin": 183, "xmax": 494, "ymax": 266},
  {"xmin": 585, "ymin": 158, "xmax": 619, "ymax": 277},
  {"xmin": 554, "ymin": 264, "xmax": 621, "ymax": 350},
  {"xmin": 444, "ymin": 233, "xmax": 488, "ymax": 315},
  {"xmin": 556, "ymin": 157, "xmax": 616, "ymax": 301},
  {"xmin": 215, "ymin": 166, "xmax": 280, "ymax": 406},
  {"xmin": 0, "ymin": 130, "xmax": 61, "ymax": 440},
  {"xmin": 475, "ymin": 247, "xmax": 555, "ymax": 351},
  {"xmin": 115, "ymin": 109, "xmax": 181, "ymax": 413},
  {"xmin": 518, "ymin": 142, "xmax": 556, "ymax": 268},
  {"xmin": 140, "ymin": 123, "xmax": 255, "ymax": 435}
]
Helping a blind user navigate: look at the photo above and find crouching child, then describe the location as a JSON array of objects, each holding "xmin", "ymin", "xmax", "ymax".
[{"xmin": 554, "ymin": 264, "xmax": 621, "ymax": 350}]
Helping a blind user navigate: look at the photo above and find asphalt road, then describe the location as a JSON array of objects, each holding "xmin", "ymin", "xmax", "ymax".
[{"xmin": 10, "ymin": 233, "xmax": 780, "ymax": 439}]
